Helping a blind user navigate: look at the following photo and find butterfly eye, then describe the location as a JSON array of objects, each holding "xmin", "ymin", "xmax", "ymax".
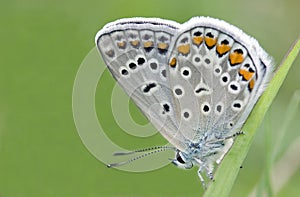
[{"xmin": 176, "ymin": 152, "xmax": 186, "ymax": 164}]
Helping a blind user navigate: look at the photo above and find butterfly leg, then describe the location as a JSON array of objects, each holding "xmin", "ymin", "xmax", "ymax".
[
  {"xmin": 197, "ymin": 165, "xmax": 206, "ymax": 189},
  {"xmin": 205, "ymin": 163, "xmax": 214, "ymax": 181},
  {"xmin": 197, "ymin": 164, "xmax": 215, "ymax": 189}
]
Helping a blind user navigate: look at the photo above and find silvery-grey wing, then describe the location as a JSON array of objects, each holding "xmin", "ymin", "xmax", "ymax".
[
  {"xmin": 95, "ymin": 18, "xmax": 189, "ymax": 151},
  {"xmin": 166, "ymin": 17, "xmax": 274, "ymax": 144}
]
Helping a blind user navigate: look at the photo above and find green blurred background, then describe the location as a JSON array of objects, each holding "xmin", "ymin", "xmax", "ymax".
[{"xmin": 1, "ymin": 0, "xmax": 299, "ymax": 196}]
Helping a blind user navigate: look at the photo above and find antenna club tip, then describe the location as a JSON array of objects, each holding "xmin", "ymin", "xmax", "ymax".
[{"xmin": 107, "ymin": 164, "xmax": 112, "ymax": 168}]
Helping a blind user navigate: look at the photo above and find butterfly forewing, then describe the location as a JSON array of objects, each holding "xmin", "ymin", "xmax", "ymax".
[{"xmin": 96, "ymin": 18, "xmax": 190, "ymax": 151}]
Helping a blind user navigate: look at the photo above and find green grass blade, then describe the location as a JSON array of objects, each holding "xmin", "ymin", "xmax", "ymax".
[{"xmin": 204, "ymin": 37, "xmax": 300, "ymax": 197}]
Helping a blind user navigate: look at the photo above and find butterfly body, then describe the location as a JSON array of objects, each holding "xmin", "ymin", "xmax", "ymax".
[{"xmin": 96, "ymin": 17, "xmax": 274, "ymax": 185}]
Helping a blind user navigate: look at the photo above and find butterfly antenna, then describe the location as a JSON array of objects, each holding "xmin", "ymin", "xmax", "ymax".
[
  {"xmin": 113, "ymin": 146, "xmax": 176, "ymax": 156},
  {"xmin": 107, "ymin": 146, "xmax": 176, "ymax": 168},
  {"xmin": 206, "ymin": 131, "xmax": 245, "ymax": 144}
]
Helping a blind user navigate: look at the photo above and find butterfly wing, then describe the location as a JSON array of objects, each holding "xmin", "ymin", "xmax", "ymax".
[
  {"xmin": 95, "ymin": 18, "xmax": 190, "ymax": 151},
  {"xmin": 166, "ymin": 17, "xmax": 274, "ymax": 144}
]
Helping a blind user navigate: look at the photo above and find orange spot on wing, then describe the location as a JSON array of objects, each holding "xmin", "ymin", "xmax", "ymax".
[
  {"xmin": 105, "ymin": 49, "xmax": 114, "ymax": 57},
  {"xmin": 170, "ymin": 57, "xmax": 177, "ymax": 67},
  {"xmin": 229, "ymin": 52, "xmax": 244, "ymax": 65},
  {"xmin": 177, "ymin": 44, "xmax": 190, "ymax": 55},
  {"xmin": 158, "ymin": 43, "xmax": 168, "ymax": 50},
  {"xmin": 193, "ymin": 36, "xmax": 203, "ymax": 45},
  {"xmin": 117, "ymin": 41, "xmax": 126, "ymax": 48},
  {"xmin": 249, "ymin": 79, "xmax": 255, "ymax": 90},
  {"xmin": 205, "ymin": 37, "xmax": 217, "ymax": 48},
  {"xmin": 130, "ymin": 40, "xmax": 140, "ymax": 47},
  {"xmin": 216, "ymin": 44, "xmax": 231, "ymax": 56},
  {"xmin": 144, "ymin": 41, "xmax": 153, "ymax": 48},
  {"xmin": 239, "ymin": 69, "xmax": 254, "ymax": 81}
]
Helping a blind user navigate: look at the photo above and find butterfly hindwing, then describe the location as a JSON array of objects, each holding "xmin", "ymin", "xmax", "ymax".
[{"xmin": 166, "ymin": 17, "xmax": 273, "ymax": 145}]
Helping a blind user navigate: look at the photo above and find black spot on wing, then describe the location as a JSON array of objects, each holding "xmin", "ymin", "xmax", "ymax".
[{"xmin": 142, "ymin": 83, "xmax": 157, "ymax": 93}]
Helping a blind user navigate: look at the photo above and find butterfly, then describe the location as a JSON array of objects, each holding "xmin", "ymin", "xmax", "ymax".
[{"xmin": 95, "ymin": 16, "xmax": 274, "ymax": 186}]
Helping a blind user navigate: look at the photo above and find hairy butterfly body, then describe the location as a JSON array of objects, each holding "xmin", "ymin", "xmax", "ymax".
[{"xmin": 95, "ymin": 17, "xmax": 274, "ymax": 186}]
